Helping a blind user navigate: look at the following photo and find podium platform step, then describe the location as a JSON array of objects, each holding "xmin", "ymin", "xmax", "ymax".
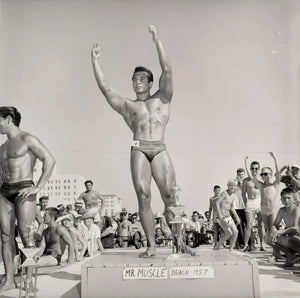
[{"xmin": 81, "ymin": 248, "xmax": 260, "ymax": 298}]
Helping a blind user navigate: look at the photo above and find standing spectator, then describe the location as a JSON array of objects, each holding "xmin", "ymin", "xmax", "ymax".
[
  {"xmin": 191, "ymin": 211, "xmax": 202, "ymax": 247},
  {"xmin": 242, "ymin": 161, "xmax": 265, "ymax": 252},
  {"xmin": 208, "ymin": 185, "xmax": 222, "ymax": 246},
  {"xmin": 74, "ymin": 201, "xmax": 85, "ymax": 215},
  {"xmin": 77, "ymin": 180, "xmax": 103, "ymax": 229},
  {"xmin": 244, "ymin": 153, "xmax": 280, "ymax": 234},
  {"xmin": 214, "ymin": 179, "xmax": 240, "ymax": 251},
  {"xmin": 234, "ymin": 168, "xmax": 247, "ymax": 249}
]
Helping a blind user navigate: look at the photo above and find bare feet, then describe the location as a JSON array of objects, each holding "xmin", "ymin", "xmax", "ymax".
[
  {"xmin": 138, "ymin": 247, "xmax": 156, "ymax": 258},
  {"xmin": 0, "ymin": 281, "xmax": 17, "ymax": 293}
]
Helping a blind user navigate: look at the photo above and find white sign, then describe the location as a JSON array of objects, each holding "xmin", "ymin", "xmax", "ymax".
[
  {"xmin": 169, "ymin": 266, "xmax": 214, "ymax": 279},
  {"xmin": 123, "ymin": 267, "xmax": 168, "ymax": 280}
]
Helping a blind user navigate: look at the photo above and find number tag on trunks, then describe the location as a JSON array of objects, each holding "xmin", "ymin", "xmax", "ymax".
[{"xmin": 131, "ymin": 141, "xmax": 140, "ymax": 147}]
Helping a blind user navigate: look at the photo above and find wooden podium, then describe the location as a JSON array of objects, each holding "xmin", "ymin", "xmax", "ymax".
[{"xmin": 81, "ymin": 249, "xmax": 260, "ymax": 298}]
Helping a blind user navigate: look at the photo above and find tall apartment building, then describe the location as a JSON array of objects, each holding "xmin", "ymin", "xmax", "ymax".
[
  {"xmin": 100, "ymin": 194, "xmax": 123, "ymax": 217},
  {"xmin": 33, "ymin": 160, "xmax": 86, "ymax": 207}
]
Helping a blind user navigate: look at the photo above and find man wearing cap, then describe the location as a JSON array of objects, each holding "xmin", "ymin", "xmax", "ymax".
[{"xmin": 82, "ymin": 213, "xmax": 104, "ymax": 256}]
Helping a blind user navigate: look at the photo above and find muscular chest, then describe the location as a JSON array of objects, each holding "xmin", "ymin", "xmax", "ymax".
[
  {"xmin": 127, "ymin": 98, "xmax": 169, "ymax": 124},
  {"xmin": 1, "ymin": 139, "xmax": 29, "ymax": 160}
]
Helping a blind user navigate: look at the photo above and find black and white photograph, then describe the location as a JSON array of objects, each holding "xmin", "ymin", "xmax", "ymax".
[{"xmin": 0, "ymin": 0, "xmax": 299, "ymax": 297}]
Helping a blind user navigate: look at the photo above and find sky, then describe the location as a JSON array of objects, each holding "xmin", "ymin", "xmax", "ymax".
[{"xmin": 0, "ymin": 0, "xmax": 299, "ymax": 214}]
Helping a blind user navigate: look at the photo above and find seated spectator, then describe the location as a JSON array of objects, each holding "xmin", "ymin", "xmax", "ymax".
[
  {"xmin": 75, "ymin": 201, "xmax": 85, "ymax": 215},
  {"xmin": 57, "ymin": 204, "xmax": 66, "ymax": 217},
  {"xmin": 73, "ymin": 214, "xmax": 89, "ymax": 252},
  {"xmin": 117, "ymin": 209, "xmax": 132, "ymax": 247},
  {"xmin": 101, "ymin": 216, "xmax": 117, "ymax": 249},
  {"xmin": 155, "ymin": 227, "xmax": 165, "ymax": 247},
  {"xmin": 34, "ymin": 207, "xmax": 75, "ymax": 267},
  {"xmin": 280, "ymin": 165, "xmax": 300, "ymax": 207},
  {"xmin": 269, "ymin": 188, "xmax": 300, "ymax": 266},
  {"xmin": 82, "ymin": 213, "xmax": 104, "ymax": 256},
  {"xmin": 61, "ymin": 216, "xmax": 87, "ymax": 261},
  {"xmin": 129, "ymin": 213, "xmax": 146, "ymax": 249},
  {"xmin": 155, "ymin": 212, "xmax": 172, "ymax": 246},
  {"xmin": 36, "ymin": 196, "xmax": 49, "ymax": 235}
]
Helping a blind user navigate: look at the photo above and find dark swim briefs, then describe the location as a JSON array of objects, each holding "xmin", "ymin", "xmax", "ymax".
[
  {"xmin": 0, "ymin": 180, "xmax": 34, "ymax": 204},
  {"xmin": 131, "ymin": 140, "xmax": 166, "ymax": 163}
]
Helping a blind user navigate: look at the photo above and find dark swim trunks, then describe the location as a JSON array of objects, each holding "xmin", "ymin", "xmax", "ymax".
[
  {"xmin": 0, "ymin": 180, "xmax": 34, "ymax": 204},
  {"xmin": 131, "ymin": 140, "xmax": 166, "ymax": 163}
]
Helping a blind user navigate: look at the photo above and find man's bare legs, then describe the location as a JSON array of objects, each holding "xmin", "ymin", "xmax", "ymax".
[
  {"xmin": 152, "ymin": 152, "xmax": 196, "ymax": 255},
  {"xmin": 15, "ymin": 195, "xmax": 36, "ymax": 247},
  {"xmin": 131, "ymin": 151, "xmax": 156, "ymax": 257},
  {"xmin": 0, "ymin": 196, "xmax": 17, "ymax": 292},
  {"xmin": 256, "ymin": 213, "xmax": 265, "ymax": 250},
  {"xmin": 214, "ymin": 220, "xmax": 238, "ymax": 251},
  {"xmin": 0, "ymin": 194, "xmax": 36, "ymax": 292}
]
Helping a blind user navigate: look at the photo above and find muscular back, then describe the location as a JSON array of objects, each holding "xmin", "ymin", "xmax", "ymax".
[
  {"xmin": 123, "ymin": 96, "xmax": 170, "ymax": 141},
  {"xmin": 0, "ymin": 132, "xmax": 36, "ymax": 183}
]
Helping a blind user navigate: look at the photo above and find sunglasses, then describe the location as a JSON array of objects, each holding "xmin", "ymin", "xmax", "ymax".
[
  {"xmin": 251, "ymin": 167, "xmax": 259, "ymax": 170},
  {"xmin": 260, "ymin": 173, "xmax": 270, "ymax": 176}
]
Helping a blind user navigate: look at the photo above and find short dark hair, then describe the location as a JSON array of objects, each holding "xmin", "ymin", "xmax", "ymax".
[
  {"xmin": 0, "ymin": 106, "xmax": 21, "ymax": 127},
  {"xmin": 281, "ymin": 187, "xmax": 294, "ymax": 197},
  {"xmin": 250, "ymin": 161, "xmax": 260, "ymax": 168},
  {"xmin": 132, "ymin": 66, "xmax": 153, "ymax": 83},
  {"xmin": 84, "ymin": 180, "xmax": 93, "ymax": 186},
  {"xmin": 39, "ymin": 196, "xmax": 49, "ymax": 204},
  {"xmin": 237, "ymin": 168, "xmax": 245, "ymax": 173},
  {"xmin": 45, "ymin": 207, "xmax": 59, "ymax": 219},
  {"xmin": 213, "ymin": 185, "xmax": 221, "ymax": 191}
]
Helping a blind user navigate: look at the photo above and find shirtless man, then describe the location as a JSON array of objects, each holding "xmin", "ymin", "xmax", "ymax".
[
  {"xmin": 117, "ymin": 210, "xmax": 132, "ymax": 247},
  {"xmin": 92, "ymin": 25, "xmax": 181, "ymax": 257},
  {"xmin": 208, "ymin": 185, "xmax": 222, "ymax": 246},
  {"xmin": 77, "ymin": 180, "xmax": 103, "ymax": 227},
  {"xmin": 34, "ymin": 208, "xmax": 75, "ymax": 267},
  {"xmin": 242, "ymin": 161, "xmax": 265, "ymax": 252},
  {"xmin": 214, "ymin": 180, "xmax": 240, "ymax": 251},
  {"xmin": 0, "ymin": 106, "xmax": 55, "ymax": 292},
  {"xmin": 61, "ymin": 216, "xmax": 87, "ymax": 261},
  {"xmin": 245, "ymin": 153, "xmax": 280, "ymax": 234},
  {"xmin": 269, "ymin": 188, "xmax": 300, "ymax": 266}
]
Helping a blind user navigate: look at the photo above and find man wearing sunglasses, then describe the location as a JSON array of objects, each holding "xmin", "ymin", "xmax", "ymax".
[
  {"xmin": 244, "ymin": 152, "xmax": 280, "ymax": 235},
  {"xmin": 242, "ymin": 161, "xmax": 265, "ymax": 252}
]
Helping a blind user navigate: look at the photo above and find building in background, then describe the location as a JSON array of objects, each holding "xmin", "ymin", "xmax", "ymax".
[
  {"xmin": 100, "ymin": 194, "xmax": 123, "ymax": 217},
  {"xmin": 33, "ymin": 160, "xmax": 86, "ymax": 207}
]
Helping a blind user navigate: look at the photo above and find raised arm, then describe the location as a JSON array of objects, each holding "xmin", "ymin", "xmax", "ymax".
[
  {"xmin": 91, "ymin": 44, "xmax": 127, "ymax": 115},
  {"xmin": 269, "ymin": 152, "xmax": 280, "ymax": 186},
  {"xmin": 242, "ymin": 179, "xmax": 248, "ymax": 206},
  {"xmin": 208, "ymin": 198, "xmax": 213, "ymax": 221},
  {"xmin": 18, "ymin": 134, "xmax": 55, "ymax": 199},
  {"xmin": 149, "ymin": 25, "xmax": 173, "ymax": 103}
]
